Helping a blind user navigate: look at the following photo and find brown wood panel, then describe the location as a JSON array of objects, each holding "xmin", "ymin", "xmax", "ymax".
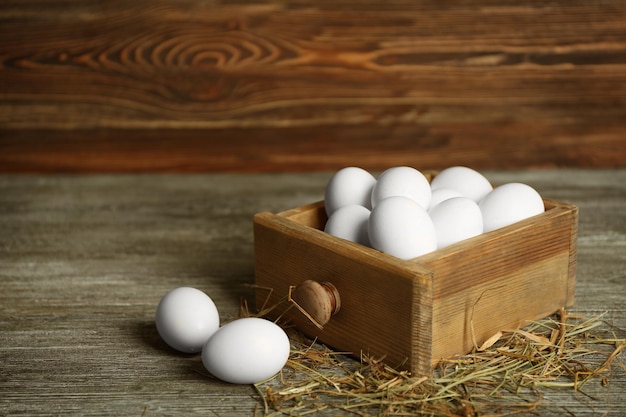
[{"xmin": 1, "ymin": 0, "xmax": 625, "ymax": 171}]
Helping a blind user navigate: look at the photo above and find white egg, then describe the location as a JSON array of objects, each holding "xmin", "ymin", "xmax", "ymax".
[
  {"xmin": 324, "ymin": 167, "xmax": 377, "ymax": 216},
  {"xmin": 429, "ymin": 197, "xmax": 483, "ymax": 249},
  {"xmin": 368, "ymin": 196, "xmax": 437, "ymax": 260},
  {"xmin": 371, "ymin": 166, "xmax": 431, "ymax": 210},
  {"xmin": 324, "ymin": 204, "xmax": 371, "ymax": 246},
  {"xmin": 155, "ymin": 287, "xmax": 220, "ymax": 353},
  {"xmin": 479, "ymin": 183, "xmax": 545, "ymax": 232},
  {"xmin": 430, "ymin": 166, "xmax": 493, "ymax": 203},
  {"xmin": 202, "ymin": 317, "xmax": 290, "ymax": 384},
  {"xmin": 428, "ymin": 187, "xmax": 463, "ymax": 211}
]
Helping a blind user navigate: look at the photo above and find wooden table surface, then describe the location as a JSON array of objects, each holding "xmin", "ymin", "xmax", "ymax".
[{"xmin": 1, "ymin": 169, "xmax": 624, "ymax": 416}]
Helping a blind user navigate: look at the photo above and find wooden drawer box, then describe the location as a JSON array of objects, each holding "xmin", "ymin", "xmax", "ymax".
[{"xmin": 253, "ymin": 195, "xmax": 578, "ymax": 375}]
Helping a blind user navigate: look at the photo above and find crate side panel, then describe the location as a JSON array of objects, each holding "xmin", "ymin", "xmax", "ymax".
[
  {"xmin": 420, "ymin": 206, "xmax": 574, "ymax": 363},
  {"xmin": 541, "ymin": 199, "xmax": 579, "ymax": 307},
  {"xmin": 566, "ymin": 204, "xmax": 579, "ymax": 306},
  {"xmin": 420, "ymin": 206, "xmax": 575, "ymax": 297},
  {"xmin": 430, "ymin": 252, "xmax": 569, "ymax": 363}
]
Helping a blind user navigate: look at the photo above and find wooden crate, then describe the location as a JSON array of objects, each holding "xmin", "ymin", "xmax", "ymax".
[{"xmin": 253, "ymin": 196, "xmax": 578, "ymax": 375}]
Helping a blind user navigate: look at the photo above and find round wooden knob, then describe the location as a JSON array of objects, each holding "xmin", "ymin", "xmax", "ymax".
[{"xmin": 291, "ymin": 280, "xmax": 341, "ymax": 327}]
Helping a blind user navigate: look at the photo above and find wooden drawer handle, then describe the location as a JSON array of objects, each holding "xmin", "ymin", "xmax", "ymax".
[{"xmin": 291, "ymin": 280, "xmax": 341, "ymax": 327}]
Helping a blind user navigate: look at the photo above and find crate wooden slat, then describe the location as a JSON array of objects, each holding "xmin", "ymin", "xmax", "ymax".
[{"xmin": 254, "ymin": 198, "xmax": 578, "ymax": 375}]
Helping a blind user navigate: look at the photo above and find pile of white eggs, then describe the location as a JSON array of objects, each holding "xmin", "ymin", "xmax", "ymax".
[
  {"xmin": 155, "ymin": 287, "xmax": 290, "ymax": 384},
  {"xmin": 324, "ymin": 166, "xmax": 545, "ymax": 260}
]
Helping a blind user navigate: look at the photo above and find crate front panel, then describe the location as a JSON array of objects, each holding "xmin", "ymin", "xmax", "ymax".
[{"xmin": 254, "ymin": 211, "xmax": 435, "ymax": 372}]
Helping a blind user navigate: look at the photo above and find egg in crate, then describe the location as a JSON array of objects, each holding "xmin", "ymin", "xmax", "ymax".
[
  {"xmin": 324, "ymin": 167, "xmax": 376, "ymax": 216},
  {"xmin": 480, "ymin": 182, "xmax": 545, "ymax": 232},
  {"xmin": 371, "ymin": 166, "xmax": 432, "ymax": 210},
  {"xmin": 430, "ymin": 166, "xmax": 493, "ymax": 202}
]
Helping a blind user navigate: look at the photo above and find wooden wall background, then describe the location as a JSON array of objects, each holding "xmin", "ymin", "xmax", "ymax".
[{"xmin": 1, "ymin": 0, "xmax": 625, "ymax": 173}]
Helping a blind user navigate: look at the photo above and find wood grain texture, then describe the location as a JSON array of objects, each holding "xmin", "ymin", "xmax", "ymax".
[
  {"xmin": 0, "ymin": 170, "xmax": 624, "ymax": 416},
  {"xmin": 1, "ymin": 1, "xmax": 626, "ymax": 172}
]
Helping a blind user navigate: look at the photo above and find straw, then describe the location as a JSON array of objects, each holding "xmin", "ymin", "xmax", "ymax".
[{"xmin": 244, "ymin": 304, "xmax": 624, "ymax": 417}]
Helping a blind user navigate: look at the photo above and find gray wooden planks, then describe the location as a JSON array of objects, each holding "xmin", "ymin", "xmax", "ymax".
[{"xmin": 1, "ymin": 170, "xmax": 624, "ymax": 416}]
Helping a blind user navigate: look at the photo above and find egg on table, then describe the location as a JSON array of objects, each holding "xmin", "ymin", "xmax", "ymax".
[
  {"xmin": 155, "ymin": 287, "xmax": 220, "ymax": 353},
  {"xmin": 202, "ymin": 317, "xmax": 291, "ymax": 384}
]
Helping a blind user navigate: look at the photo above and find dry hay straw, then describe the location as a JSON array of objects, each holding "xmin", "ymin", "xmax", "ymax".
[{"xmin": 242, "ymin": 295, "xmax": 625, "ymax": 417}]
